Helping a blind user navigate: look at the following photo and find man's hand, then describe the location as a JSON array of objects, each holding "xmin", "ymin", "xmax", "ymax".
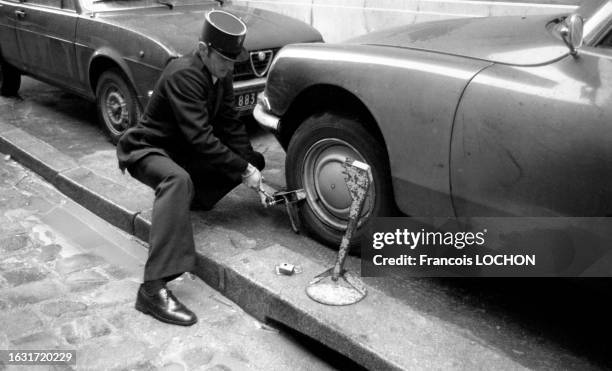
[
  {"xmin": 243, "ymin": 163, "xmax": 272, "ymax": 207},
  {"xmin": 241, "ymin": 163, "xmax": 262, "ymax": 190}
]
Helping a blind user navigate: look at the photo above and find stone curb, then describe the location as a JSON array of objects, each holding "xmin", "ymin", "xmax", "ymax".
[
  {"xmin": 193, "ymin": 252, "xmax": 401, "ymax": 369},
  {"xmin": 0, "ymin": 123, "xmax": 404, "ymax": 370}
]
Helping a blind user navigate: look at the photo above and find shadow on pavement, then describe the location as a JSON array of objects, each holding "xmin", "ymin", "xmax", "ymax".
[{"xmin": 435, "ymin": 278, "xmax": 612, "ymax": 369}]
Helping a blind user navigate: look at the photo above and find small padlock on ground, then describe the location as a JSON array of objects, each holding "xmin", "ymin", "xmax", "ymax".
[{"xmin": 276, "ymin": 262, "xmax": 295, "ymax": 276}]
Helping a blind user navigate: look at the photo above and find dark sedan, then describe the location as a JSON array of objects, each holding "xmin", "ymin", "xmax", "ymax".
[{"xmin": 0, "ymin": 0, "xmax": 322, "ymax": 143}]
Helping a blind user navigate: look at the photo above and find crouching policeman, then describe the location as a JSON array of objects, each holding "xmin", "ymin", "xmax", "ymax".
[{"xmin": 116, "ymin": 10, "xmax": 264, "ymax": 326}]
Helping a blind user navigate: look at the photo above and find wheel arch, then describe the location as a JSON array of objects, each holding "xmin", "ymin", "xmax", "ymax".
[
  {"xmin": 88, "ymin": 50, "xmax": 137, "ymax": 99},
  {"xmin": 279, "ymin": 84, "xmax": 388, "ymax": 156}
]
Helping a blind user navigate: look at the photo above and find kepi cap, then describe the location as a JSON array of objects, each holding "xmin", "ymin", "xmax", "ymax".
[{"xmin": 200, "ymin": 10, "xmax": 248, "ymax": 62}]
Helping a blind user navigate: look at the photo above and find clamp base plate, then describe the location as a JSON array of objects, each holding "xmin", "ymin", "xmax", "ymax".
[{"xmin": 306, "ymin": 268, "xmax": 367, "ymax": 306}]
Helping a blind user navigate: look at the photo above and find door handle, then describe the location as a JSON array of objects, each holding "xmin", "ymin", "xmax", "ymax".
[{"xmin": 14, "ymin": 9, "xmax": 26, "ymax": 18}]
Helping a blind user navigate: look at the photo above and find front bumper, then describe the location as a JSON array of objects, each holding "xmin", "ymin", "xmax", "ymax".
[
  {"xmin": 234, "ymin": 77, "xmax": 266, "ymax": 92},
  {"xmin": 253, "ymin": 92, "xmax": 280, "ymax": 132}
]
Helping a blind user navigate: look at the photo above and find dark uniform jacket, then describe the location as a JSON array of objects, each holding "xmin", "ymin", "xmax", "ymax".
[{"xmin": 117, "ymin": 51, "xmax": 251, "ymax": 182}]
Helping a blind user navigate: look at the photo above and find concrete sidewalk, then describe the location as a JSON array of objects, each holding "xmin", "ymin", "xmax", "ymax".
[{"xmin": 0, "ymin": 116, "xmax": 598, "ymax": 370}]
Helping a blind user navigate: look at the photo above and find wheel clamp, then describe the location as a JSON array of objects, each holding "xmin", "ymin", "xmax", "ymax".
[
  {"xmin": 259, "ymin": 187, "xmax": 306, "ymax": 233},
  {"xmin": 305, "ymin": 158, "xmax": 370, "ymax": 306}
]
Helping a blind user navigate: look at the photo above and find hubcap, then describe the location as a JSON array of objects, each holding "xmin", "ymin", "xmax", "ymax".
[
  {"xmin": 303, "ymin": 138, "xmax": 374, "ymax": 231},
  {"xmin": 102, "ymin": 86, "xmax": 128, "ymax": 135}
]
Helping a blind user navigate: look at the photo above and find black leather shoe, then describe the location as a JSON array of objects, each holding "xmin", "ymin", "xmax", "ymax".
[{"xmin": 135, "ymin": 285, "xmax": 197, "ymax": 326}]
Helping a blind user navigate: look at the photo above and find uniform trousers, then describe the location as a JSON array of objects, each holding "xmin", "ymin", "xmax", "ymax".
[{"xmin": 128, "ymin": 151, "xmax": 265, "ymax": 282}]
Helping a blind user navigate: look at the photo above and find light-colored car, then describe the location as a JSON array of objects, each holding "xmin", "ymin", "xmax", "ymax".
[
  {"xmin": 255, "ymin": 1, "xmax": 612, "ymax": 247},
  {"xmin": 0, "ymin": 0, "xmax": 322, "ymax": 143}
]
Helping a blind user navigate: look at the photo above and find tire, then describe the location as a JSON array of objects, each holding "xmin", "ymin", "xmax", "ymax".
[
  {"xmin": 0, "ymin": 60, "xmax": 21, "ymax": 97},
  {"xmin": 286, "ymin": 112, "xmax": 397, "ymax": 249},
  {"xmin": 95, "ymin": 68, "xmax": 140, "ymax": 144}
]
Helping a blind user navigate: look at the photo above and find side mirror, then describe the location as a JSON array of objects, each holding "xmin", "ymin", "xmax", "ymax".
[{"xmin": 559, "ymin": 14, "xmax": 584, "ymax": 56}]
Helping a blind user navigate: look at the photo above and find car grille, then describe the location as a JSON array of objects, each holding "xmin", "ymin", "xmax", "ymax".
[{"xmin": 233, "ymin": 48, "xmax": 278, "ymax": 81}]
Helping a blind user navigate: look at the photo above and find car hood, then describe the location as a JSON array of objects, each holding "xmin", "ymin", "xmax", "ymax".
[
  {"xmin": 96, "ymin": 4, "xmax": 323, "ymax": 55},
  {"xmin": 348, "ymin": 14, "xmax": 571, "ymax": 66}
]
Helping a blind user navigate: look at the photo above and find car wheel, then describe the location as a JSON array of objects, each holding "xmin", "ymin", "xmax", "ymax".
[
  {"xmin": 0, "ymin": 60, "xmax": 21, "ymax": 97},
  {"xmin": 286, "ymin": 112, "xmax": 396, "ymax": 249},
  {"xmin": 95, "ymin": 68, "xmax": 140, "ymax": 144}
]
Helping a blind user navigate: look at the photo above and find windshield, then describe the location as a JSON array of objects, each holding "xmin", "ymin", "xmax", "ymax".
[{"xmin": 80, "ymin": 0, "xmax": 218, "ymax": 13}]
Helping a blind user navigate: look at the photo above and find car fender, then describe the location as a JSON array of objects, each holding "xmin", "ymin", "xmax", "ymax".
[
  {"xmin": 267, "ymin": 43, "xmax": 490, "ymax": 217},
  {"xmin": 77, "ymin": 18, "xmax": 172, "ymax": 104},
  {"xmin": 88, "ymin": 47, "xmax": 137, "ymax": 91},
  {"xmin": 452, "ymin": 51, "xmax": 612, "ymax": 217}
]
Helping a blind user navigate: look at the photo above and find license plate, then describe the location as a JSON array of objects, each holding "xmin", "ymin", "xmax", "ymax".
[{"xmin": 235, "ymin": 91, "xmax": 257, "ymax": 110}]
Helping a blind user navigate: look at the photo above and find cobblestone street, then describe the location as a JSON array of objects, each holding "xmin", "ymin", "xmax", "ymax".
[{"xmin": 0, "ymin": 156, "xmax": 334, "ymax": 371}]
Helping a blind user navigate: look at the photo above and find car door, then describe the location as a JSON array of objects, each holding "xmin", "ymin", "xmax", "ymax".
[
  {"xmin": 0, "ymin": 0, "xmax": 22, "ymax": 67},
  {"xmin": 450, "ymin": 35, "xmax": 612, "ymax": 217},
  {"xmin": 13, "ymin": 0, "xmax": 78, "ymax": 86}
]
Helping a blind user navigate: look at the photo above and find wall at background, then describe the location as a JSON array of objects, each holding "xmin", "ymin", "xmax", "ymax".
[{"xmin": 231, "ymin": 0, "xmax": 581, "ymax": 42}]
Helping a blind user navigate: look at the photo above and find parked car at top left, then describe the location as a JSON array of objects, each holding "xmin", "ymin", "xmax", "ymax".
[{"xmin": 0, "ymin": 0, "xmax": 322, "ymax": 143}]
